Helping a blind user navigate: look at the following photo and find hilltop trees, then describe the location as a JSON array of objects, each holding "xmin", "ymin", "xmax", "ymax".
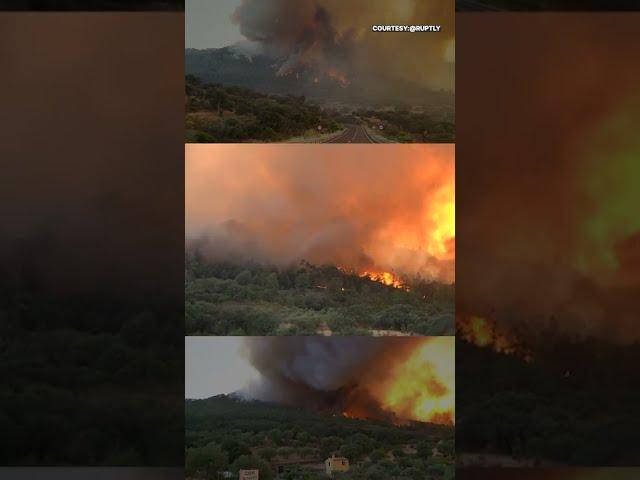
[
  {"xmin": 186, "ymin": 443, "xmax": 227, "ymax": 478},
  {"xmin": 186, "ymin": 396, "xmax": 455, "ymax": 480},
  {"xmin": 185, "ymin": 256, "xmax": 455, "ymax": 336},
  {"xmin": 185, "ymin": 76, "xmax": 340, "ymax": 143}
]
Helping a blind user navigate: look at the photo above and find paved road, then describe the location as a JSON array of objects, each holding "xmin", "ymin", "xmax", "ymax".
[{"xmin": 322, "ymin": 124, "xmax": 379, "ymax": 143}]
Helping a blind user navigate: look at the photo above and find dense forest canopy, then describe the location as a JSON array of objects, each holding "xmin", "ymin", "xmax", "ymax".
[
  {"xmin": 0, "ymin": 295, "xmax": 183, "ymax": 465},
  {"xmin": 185, "ymin": 253, "xmax": 454, "ymax": 336},
  {"xmin": 186, "ymin": 75, "xmax": 340, "ymax": 143},
  {"xmin": 185, "ymin": 75, "xmax": 454, "ymax": 143},
  {"xmin": 457, "ymin": 333, "xmax": 640, "ymax": 466}
]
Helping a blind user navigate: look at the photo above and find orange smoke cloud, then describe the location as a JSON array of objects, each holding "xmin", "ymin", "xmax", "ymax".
[
  {"xmin": 242, "ymin": 336, "xmax": 454, "ymax": 425},
  {"xmin": 457, "ymin": 314, "xmax": 532, "ymax": 362},
  {"xmin": 186, "ymin": 144, "xmax": 455, "ymax": 283},
  {"xmin": 376, "ymin": 337, "xmax": 455, "ymax": 424},
  {"xmin": 457, "ymin": 15, "xmax": 640, "ymax": 342}
]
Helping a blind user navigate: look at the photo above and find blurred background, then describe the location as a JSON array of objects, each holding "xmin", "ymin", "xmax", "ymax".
[{"xmin": 0, "ymin": 9, "xmax": 184, "ymax": 467}]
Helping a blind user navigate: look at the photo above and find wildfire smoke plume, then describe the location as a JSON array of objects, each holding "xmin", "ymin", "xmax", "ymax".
[
  {"xmin": 457, "ymin": 314, "xmax": 532, "ymax": 362},
  {"xmin": 186, "ymin": 144, "xmax": 455, "ymax": 284},
  {"xmin": 241, "ymin": 336, "xmax": 455, "ymax": 425},
  {"xmin": 231, "ymin": 0, "xmax": 454, "ymax": 94},
  {"xmin": 457, "ymin": 15, "xmax": 640, "ymax": 343}
]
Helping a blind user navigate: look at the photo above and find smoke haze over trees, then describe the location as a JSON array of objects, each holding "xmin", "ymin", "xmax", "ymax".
[
  {"xmin": 455, "ymin": 14, "xmax": 640, "ymax": 466},
  {"xmin": 186, "ymin": 145, "xmax": 455, "ymax": 283},
  {"xmin": 0, "ymin": 13, "xmax": 184, "ymax": 465},
  {"xmin": 188, "ymin": 0, "xmax": 454, "ymax": 98},
  {"xmin": 185, "ymin": 145, "xmax": 454, "ymax": 335}
]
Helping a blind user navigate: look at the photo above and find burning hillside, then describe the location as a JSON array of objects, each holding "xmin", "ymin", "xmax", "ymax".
[
  {"xmin": 240, "ymin": 337, "xmax": 454, "ymax": 425},
  {"xmin": 336, "ymin": 266, "xmax": 408, "ymax": 290},
  {"xmin": 230, "ymin": 0, "xmax": 454, "ymax": 95},
  {"xmin": 186, "ymin": 144, "xmax": 455, "ymax": 284},
  {"xmin": 361, "ymin": 270, "xmax": 407, "ymax": 290}
]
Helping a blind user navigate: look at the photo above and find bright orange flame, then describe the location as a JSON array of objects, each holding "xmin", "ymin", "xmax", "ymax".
[
  {"xmin": 186, "ymin": 145, "xmax": 455, "ymax": 283},
  {"xmin": 458, "ymin": 315, "xmax": 532, "ymax": 362},
  {"xmin": 378, "ymin": 337, "xmax": 455, "ymax": 424},
  {"xmin": 430, "ymin": 198, "xmax": 455, "ymax": 258},
  {"xmin": 360, "ymin": 270, "xmax": 407, "ymax": 289},
  {"xmin": 369, "ymin": 164, "xmax": 455, "ymax": 284},
  {"xmin": 337, "ymin": 266, "xmax": 410, "ymax": 290}
]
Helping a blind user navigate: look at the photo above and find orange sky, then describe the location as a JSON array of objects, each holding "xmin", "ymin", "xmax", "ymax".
[{"xmin": 186, "ymin": 144, "xmax": 455, "ymax": 283}]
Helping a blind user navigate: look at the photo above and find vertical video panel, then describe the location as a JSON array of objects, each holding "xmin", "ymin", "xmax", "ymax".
[
  {"xmin": 185, "ymin": 144, "xmax": 455, "ymax": 336},
  {"xmin": 185, "ymin": 0, "xmax": 454, "ymax": 143},
  {"xmin": 456, "ymin": 13, "xmax": 640, "ymax": 466},
  {"xmin": 186, "ymin": 336, "xmax": 454, "ymax": 479},
  {"xmin": 0, "ymin": 11, "xmax": 184, "ymax": 466}
]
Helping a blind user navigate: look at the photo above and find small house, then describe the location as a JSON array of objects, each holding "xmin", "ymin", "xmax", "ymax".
[{"xmin": 325, "ymin": 454, "xmax": 349, "ymax": 476}]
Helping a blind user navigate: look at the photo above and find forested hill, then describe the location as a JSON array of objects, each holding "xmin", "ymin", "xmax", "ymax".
[
  {"xmin": 457, "ymin": 337, "xmax": 640, "ymax": 465},
  {"xmin": 0, "ymin": 295, "xmax": 183, "ymax": 465},
  {"xmin": 185, "ymin": 256, "xmax": 455, "ymax": 336},
  {"xmin": 185, "ymin": 75, "xmax": 340, "ymax": 143},
  {"xmin": 185, "ymin": 47, "xmax": 451, "ymax": 106},
  {"xmin": 186, "ymin": 395, "xmax": 455, "ymax": 480}
]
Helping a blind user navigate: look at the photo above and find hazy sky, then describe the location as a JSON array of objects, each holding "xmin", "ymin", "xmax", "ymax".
[
  {"xmin": 185, "ymin": 337, "xmax": 259, "ymax": 399},
  {"xmin": 186, "ymin": 0, "xmax": 244, "ymax": 49},
  {"xmin": 185, "ymin": 144, "xmax": 455, "ymax": 283}
]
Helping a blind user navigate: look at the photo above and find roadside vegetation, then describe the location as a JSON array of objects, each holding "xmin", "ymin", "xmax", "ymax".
[
  {"xmin": 186, "ymin": 75, "xmax": 340, "ymax": 143},
  {"xmin": 356, "ymin": 109, "xmax": 454, "ymax": 143}
]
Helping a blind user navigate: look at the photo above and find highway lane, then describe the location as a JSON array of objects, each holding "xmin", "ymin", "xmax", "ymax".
[{"xmin": 322, "ymin": 124, "xmax": 379, "ymax": 143}]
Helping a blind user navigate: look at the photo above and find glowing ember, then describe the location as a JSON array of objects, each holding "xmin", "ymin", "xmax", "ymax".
[
  {"xmin": 327, "ymin": 67, "xmax": 350, "ymax": 87},
  {"xmin": 378, "ymin": 337, "xmax": 454, "ymax": 425},
  {"xmin": 457, "ymin": 315, "xmax": 532, "ymax": 362},
  {"xmin": 341, "ymin": 406, "xmax": 369, "ymax": 421}
]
